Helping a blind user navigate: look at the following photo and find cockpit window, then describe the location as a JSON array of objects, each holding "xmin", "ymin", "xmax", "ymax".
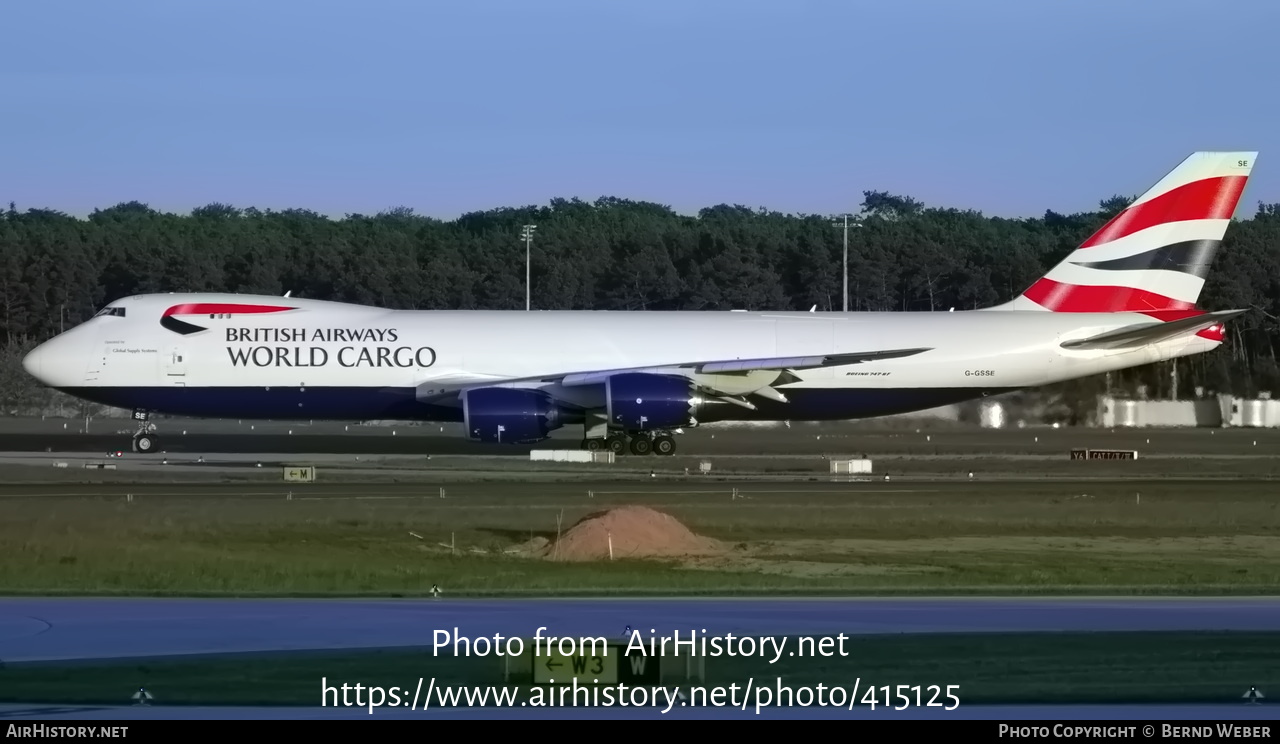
[{"xmin": 94, "ymin": 307, "xmax": 126, "ymax": 318}]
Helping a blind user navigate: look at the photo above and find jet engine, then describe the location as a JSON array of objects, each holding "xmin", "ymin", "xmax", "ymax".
[
  {"xmin": 605, "ymin": 373, "xmax": 701, "ymax": 430},
  {"xmin": 461, "ymin": 387, "xmax": 568, "ymax": 443}
]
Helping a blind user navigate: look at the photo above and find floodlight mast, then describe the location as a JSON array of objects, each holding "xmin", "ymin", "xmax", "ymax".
[
  {"xmin": 830, "ymin": 214, "xmax": 862, "ymax": 312},
  {"xmin": 520, "ymin": 224, "xmax": 536, "ymax": 311}
]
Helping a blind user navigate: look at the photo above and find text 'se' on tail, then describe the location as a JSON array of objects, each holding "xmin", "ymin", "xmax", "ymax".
[{"xmin": 999, "ymin": 151, "xmax": 1256, "ymax": 314}]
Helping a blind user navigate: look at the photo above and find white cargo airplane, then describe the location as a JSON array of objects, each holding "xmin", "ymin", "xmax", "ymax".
[{"xmin": 22, "ymin": 151, "xmax": 1257, "ymax": 456}]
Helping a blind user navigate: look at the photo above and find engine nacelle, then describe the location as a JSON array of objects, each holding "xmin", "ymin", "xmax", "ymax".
[
  {"xmin": 462, "ymin": 387, "xmax": 566, "ymax": 444},
  {"xmin": 606, "ymin": 373, "xmax": 699, "ymax": 430}
]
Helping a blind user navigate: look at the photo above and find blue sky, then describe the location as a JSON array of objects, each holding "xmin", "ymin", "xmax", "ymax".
[{"xmin": 5, "ymin": 0, "xmax": 1278, "ymax": 220}]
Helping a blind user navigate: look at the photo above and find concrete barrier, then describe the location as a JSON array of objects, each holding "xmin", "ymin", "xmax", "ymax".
[
  {"xmin": 531, "ymin": 450, "xmax": 615, "ymax": 463},
  {"xmin": 830, "ymin": 459, "xmax": 872, "ymax": 474}
]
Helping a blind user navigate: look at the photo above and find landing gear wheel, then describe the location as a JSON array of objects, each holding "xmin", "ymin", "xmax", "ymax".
[
  {"xmin": 653, "ymin": 434, "xmax": 676, "ymax": 456},
  {"xmin": 629, "ymin": 437, "xmax": 652, "ymax": 456},
  {"xmin": 133, "ymin": 434, "xmax": 157, "ymax": 454},
  {"xmin": 584, "ymin": 438, "xmax": 603, "ymax": 452},
  {"xmin": 606, "ymin": 436, "xmax": 627, "ymax": 455}
]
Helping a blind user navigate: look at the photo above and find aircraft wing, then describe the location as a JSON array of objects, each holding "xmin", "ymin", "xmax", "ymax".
[
  {"xmin": 415, "ymin": 347, "xmax": 932, "ymax": 404},
  {"xmin": 551, "ymin": 347, "xmax": 933, "ymax": 386},
  {"xmin": 1060, "ymin": 310, "xmax": 1247, "ymax": 350}
]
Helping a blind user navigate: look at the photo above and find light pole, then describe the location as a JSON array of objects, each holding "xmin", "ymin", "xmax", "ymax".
[
  {"xmin": 520, "ymin": 224, "xmax": 536, "ymax": 311},
  {"xmin": 831, "ymin": 214, "xmax": 861, "ymax": 312}
]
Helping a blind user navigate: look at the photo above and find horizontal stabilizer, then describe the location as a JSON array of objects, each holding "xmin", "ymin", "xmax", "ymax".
[{"xmin": 1060, "ymin": 310, "xmax": 1247, "ymax": 350}]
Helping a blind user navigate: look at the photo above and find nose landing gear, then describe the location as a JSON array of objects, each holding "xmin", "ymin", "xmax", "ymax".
[{"xmin": 131, "ymin": 410, "xmax": 159, "ymax": 453}]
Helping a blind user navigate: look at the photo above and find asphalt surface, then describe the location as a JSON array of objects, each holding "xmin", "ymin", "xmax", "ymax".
[
  {"xmin": 6, "ymin": 449, "xmax": 1279, "ymax": 487},
  {"xmin": 3, "ymin": 432, "xmax": 535, "ymax": 456},
  {"xmin": 7, "ymin": 417, "xmax": 1280, "ymax": 457},
  {"xmin": 3, "ymin": 597, "xmax": 1280, "ymax": 664},
  {"xmin": 1, "ymin": 702, "xmax": 1275, "ymax": 720}
]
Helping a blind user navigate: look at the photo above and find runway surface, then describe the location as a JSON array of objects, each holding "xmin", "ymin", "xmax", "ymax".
[
  {"xmin": 6, "ymin": 418, "xmax": 1280, "ymax": 459},
  {"xmin": 0, "ymin": 450, "xmax": 456, "ymax": 478},
  {"xmin": 1, "ymin": 702, "xmax": 1275, "ymax": 720},
  {"xmin": 4, "ymin": 450, "xmax": 1278, "ymax": 486},
  {"xmin": 3, "ymin": 598, "xmax": 1279, "ymax": 663}
]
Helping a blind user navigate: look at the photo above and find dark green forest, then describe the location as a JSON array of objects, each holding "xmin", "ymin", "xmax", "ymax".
[{"xmin": 3, "ymin": 191, "xmax": 1280, "ymax": 416}]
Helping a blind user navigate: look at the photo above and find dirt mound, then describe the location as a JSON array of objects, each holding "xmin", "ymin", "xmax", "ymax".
[{"xmin": 546, "ymin": 506, "xmax": 723, "ymax": 561}]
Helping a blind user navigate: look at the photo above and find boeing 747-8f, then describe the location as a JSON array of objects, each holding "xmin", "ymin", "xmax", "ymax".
[{"xmin": 22, "ymin": 151, "xmax": 1257, "ymax": 456}]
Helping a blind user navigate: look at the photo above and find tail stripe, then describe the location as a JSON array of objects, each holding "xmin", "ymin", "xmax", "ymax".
[
  {"xmin": 1062, "ymin": 219, "xmax": 1228, "ymax": 262},
  {"xmin": 1024, "ymin": 280, "xmax": 1223, "ymax": 340},
  {"xmin": 1021, "ymin": 278, "xmax": 1193, "ymax": 313},
  {"xmin": 1069, "ymin": 239, "xmax": 1218, "ymax": 277},
  {"xmin": 1031, "ymin": 263, "xmax": 1205, "ymax": 301},
  {"xmin": 1079, "ymin": 175, "xmax": 1248, "ymax": 249}
]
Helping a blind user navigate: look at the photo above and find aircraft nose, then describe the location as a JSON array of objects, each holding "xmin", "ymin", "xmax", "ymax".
[
  {"xmin": 22, "ymin": 344, "xmax": 45, "ymax": 382},
  {"xmin": 22, "ymin": 334, "xmax": 81, "ymax": 388}
]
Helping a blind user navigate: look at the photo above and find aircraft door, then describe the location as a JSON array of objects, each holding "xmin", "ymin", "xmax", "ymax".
[{"xmin": 164, "ymin": 345, "xmax": 188, "ymax": 382}]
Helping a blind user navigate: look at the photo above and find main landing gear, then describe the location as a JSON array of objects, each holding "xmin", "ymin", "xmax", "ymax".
[
  {"xmin": 131, "ymin": 410, "xmax": 159, "ymax": 454},
  {"xmin": 580, "ymin": 431, "xmax": 678, "ymax": 456}
]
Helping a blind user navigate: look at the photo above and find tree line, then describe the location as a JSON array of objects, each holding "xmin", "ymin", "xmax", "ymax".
[{"xmin": 2, "ymin": 192, "xmax": 1279, "ymax": 417}]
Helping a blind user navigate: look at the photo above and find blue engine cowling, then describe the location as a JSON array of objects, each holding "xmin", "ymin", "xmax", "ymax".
[
  {"xmin": 606, "ymin": 373, "xmax": 698, "ymax": 430},
  {"xmin": 462, "ymin": 387, "xmax": 565, "ymax": 443}
]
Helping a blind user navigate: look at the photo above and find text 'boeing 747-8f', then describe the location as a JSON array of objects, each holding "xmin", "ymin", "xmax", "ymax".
[{"xmin": 22, "ymin": 151, "xmax": 1257, "ymax": 456}]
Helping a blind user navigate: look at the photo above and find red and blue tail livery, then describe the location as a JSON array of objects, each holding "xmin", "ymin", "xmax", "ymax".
[{"xmin": 999, "ymin": 152, "xmax": 1253, "ymax": 316}]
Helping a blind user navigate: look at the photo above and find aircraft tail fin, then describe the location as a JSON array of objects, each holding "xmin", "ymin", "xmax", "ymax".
[{"xmin": 996, "ymin": 152, "xmax": 1256, "ymax": 313}]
